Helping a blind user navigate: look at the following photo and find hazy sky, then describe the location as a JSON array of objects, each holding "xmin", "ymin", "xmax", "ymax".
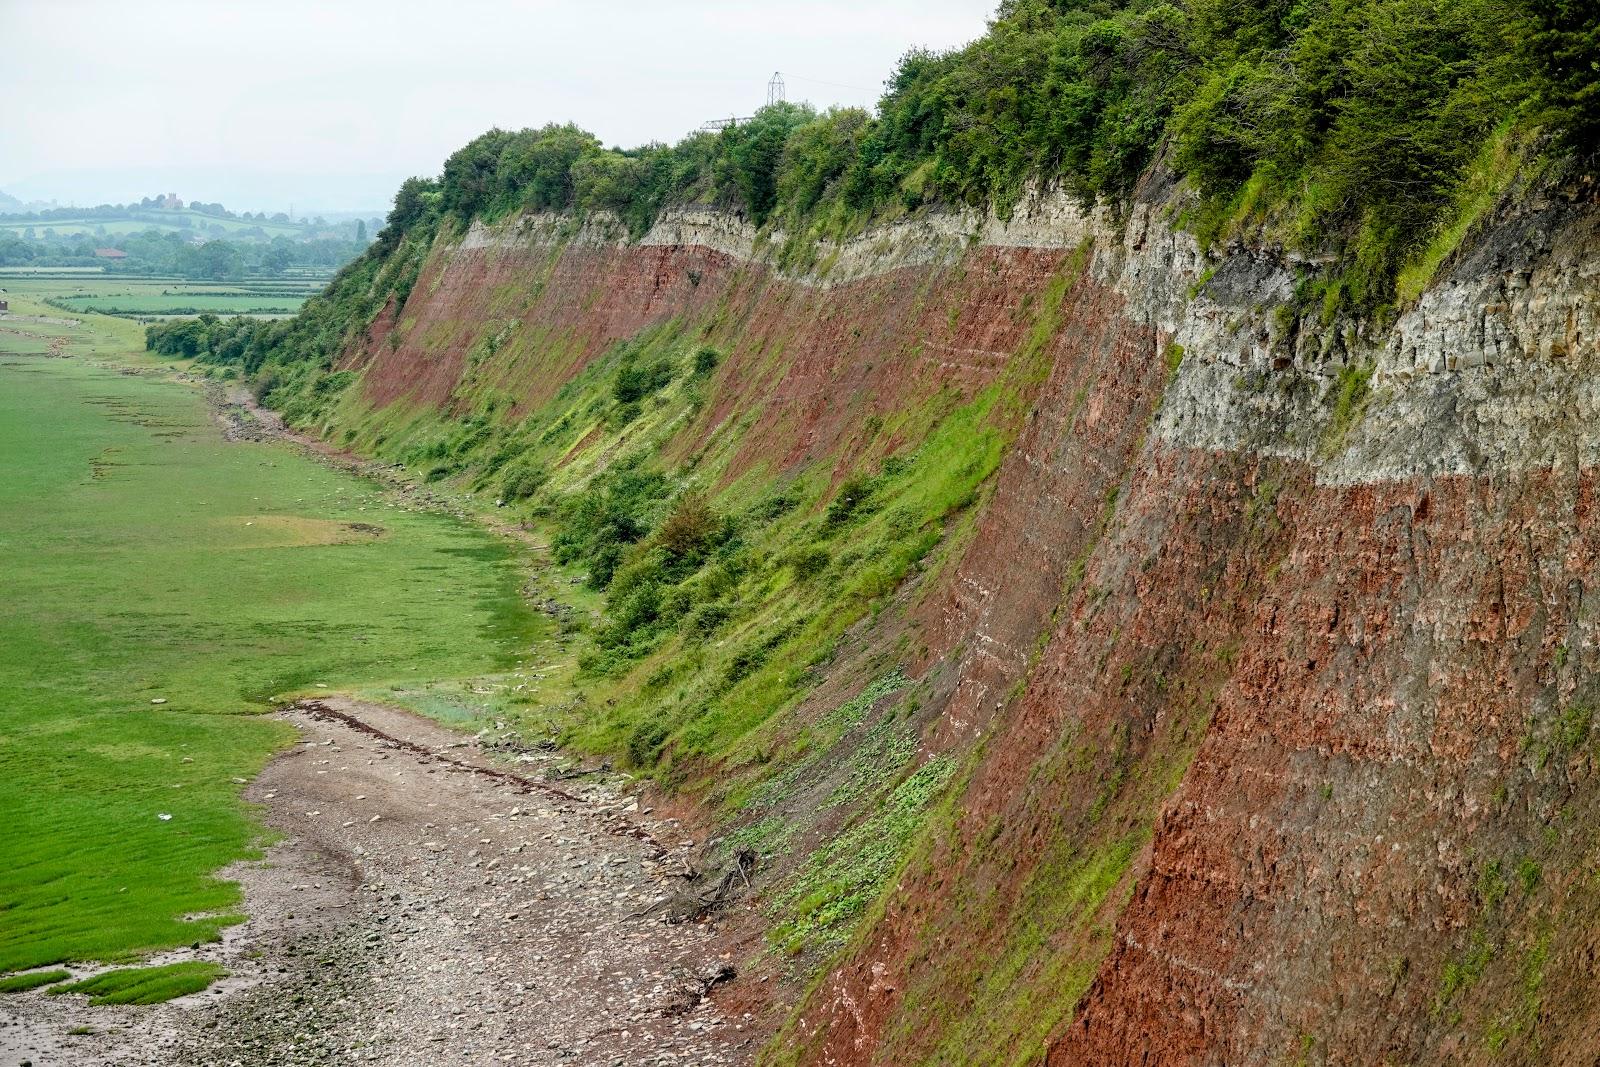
[{"xmin": 3, "ymin": 0, "xmax": 995, "ymax": 214}]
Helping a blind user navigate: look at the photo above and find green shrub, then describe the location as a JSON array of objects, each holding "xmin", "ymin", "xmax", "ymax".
[
  {"xmin": 500, "ymin": 463, "xmax": 548, "ymax": 502},
  {"xmin": 693, "ymin": 346, "xmax": 723, "ymax": 374},
  {"xmin": 686, "ymin": 600, "xmax": 732, "ymax": 637},
  {"xmin": 1519, "ymin": 0, "xmax": 1600, "ymax": 151},
  {"xmin": 824, "ymin": 475, "xmax": 879, "ymax": 530},
  {"xmin": 612, "ymin": 356, "xmax": 675, "ymax": 405},
  {"xmin": 314, "ymin": 370, "xmax": 357, "ymax": 395},
  {"xmin": 655, "ymin": 493, "xmax": 720, "ymax": 560},
  {"xmin": 787, "ymin": 546, "xmax": 831, "ymax": 581},
  {"xmin": 627, "ymin": 718, "xmax": 670, "ymax": 767},
  {"xmin": 550, "ymin": 467, "xmax": 670, "ymax": 587}
]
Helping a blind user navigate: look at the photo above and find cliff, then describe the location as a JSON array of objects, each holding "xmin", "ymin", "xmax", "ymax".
[{"xmin": 225, "ymin": 167, "xmax": 1600, "ymax": 1064}]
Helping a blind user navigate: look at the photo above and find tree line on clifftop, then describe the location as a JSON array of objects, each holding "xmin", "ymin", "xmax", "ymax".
[{"xmin": 154, "ymin": 0, "xmax": 1597, "ymax": 376}]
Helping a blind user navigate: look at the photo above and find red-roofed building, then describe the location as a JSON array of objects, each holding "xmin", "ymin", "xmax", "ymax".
[{"xmin": 94, "ymin": 248, "xmax": 128, "ymax": 259}]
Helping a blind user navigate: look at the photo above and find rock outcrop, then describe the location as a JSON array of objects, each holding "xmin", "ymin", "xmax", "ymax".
[{"xmin": 329, "ymin": 175, "xmax": 1600, "ymax": 1064}]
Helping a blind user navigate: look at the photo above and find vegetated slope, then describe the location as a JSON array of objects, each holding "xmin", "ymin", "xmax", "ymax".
[{"xmin": 166, "ymin": 0, "xmax": 1600, "ymax": 1061}]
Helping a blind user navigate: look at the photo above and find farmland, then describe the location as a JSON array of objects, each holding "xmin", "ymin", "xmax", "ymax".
[
  {"xmin": 0, "ymin": 210, "xmax": 306, "ymax": 240},
  {"xmin": 0, "ymin": 195, "xmax": 379, "ymax": 278},
  {"xmin": 2, "ymin": 270, "xmax": 324, "ymax": 318}
]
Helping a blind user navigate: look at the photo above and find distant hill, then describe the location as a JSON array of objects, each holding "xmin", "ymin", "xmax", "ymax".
[
  {"xmin": 0, "ymin": 193, "xmax": 382, "ymax": 275},
  {"xmin": 0, "ymin": 194, "xmax": 382, "ymax": 250}
]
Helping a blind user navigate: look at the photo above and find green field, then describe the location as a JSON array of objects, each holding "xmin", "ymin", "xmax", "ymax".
[
  {"xmin": 0, "ymin": 210, "xmax": 305, "ymax": 239},
  {"xmin": 0, "ymin": 265, "xmax": 107, "ymax": 275},
  {"xmin": 2, "ymin": 273, "xmax": 323, "ymax": 318},
  {"xmin": 54, "ymin": 292, "xmax": 306, "ymax": 315},
  {"xmin": 0, "ymin": 337, "xmax": 543, "ymax": 980}
]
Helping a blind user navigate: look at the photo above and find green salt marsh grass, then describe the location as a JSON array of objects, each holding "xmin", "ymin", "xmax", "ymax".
[
  {"xmin": 48, "ymin": 962, "xmax": 225, "ymax": 1005},
  {"xmin": 0, "ymin": 969, "xmax": 71, "ymax": 993},
  {"xmin": 0, "ymin": 350, "xmax": 542, "ymax": 986}
]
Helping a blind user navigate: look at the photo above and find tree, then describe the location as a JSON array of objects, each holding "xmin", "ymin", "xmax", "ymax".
[
  {"xmin": 380, "ymin": 177, "xmax": 439, "ymax": 246},
  {"xmin": 183, "ymin": 240, "xmax": 244, "ymax": 281},
  {"xmin": 488, "ymin": 123, "xmax": 603, "ymax": 213},
  {"xmin": 261, "ymin": 238, "xmax": 294, "ymax": 275},
  {"xmin": 440, "ymin": 128, "xmax": 519, "ymax": 217},
  {"xmin": 1519, "ymin": 0, "xmax": 1600, "ymax": 149},
  {"xmin": 716, "ymin": 102, "xmax": 815, "ymax": 224}
]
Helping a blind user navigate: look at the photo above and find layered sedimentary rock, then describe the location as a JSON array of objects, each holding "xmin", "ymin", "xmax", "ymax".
[{"xmin": 332, "ymin": 177, "xmax": 1600, "ymax": 1063}]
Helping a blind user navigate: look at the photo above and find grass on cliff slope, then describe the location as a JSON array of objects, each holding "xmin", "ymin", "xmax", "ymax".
[
  {"xmin": 190, "ymin": 250, "xmax": 1085, "ymax": 970},
  {"xmin": 0, "ymin": 346, "xmax": 539, "ymax": 984},
  {"xmin": 254, "ymin": 250, "xmax": 1080, "ymax": 804}
]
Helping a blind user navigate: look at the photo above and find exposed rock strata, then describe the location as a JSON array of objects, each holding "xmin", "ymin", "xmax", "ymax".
[{"xmin": 334, "ymin": 178, "xmax": 1600, "ymax": 1064}]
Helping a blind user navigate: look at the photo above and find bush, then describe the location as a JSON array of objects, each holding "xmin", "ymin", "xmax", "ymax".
[
  {"xmin": 693, "ymin": 346, "xmax": 722, "ymax": 374},
  {"xmin": 655, "ymin": 493, "xmax": 720, "ymax": 560},
  {"xmin": 686, "ymin": 600, "xmax": 732, "ymax": 637},
  {"xmin": 824, "ymin": 475, "xmax": 878, "ymax": 530},
  {"xmin": 1519, "ymin": 0, "xmax": 1600, "ymax": 150},
  {"xmin": 627, "ymin": 718, "xmax": 669, "ymax": 767},
  {"xmin": 550, "ymin": 467, "xmax": 670, "ymax": 588},
  {"xmin": 500, "ymin": 463, "xmax": 548, "ymax": 502},
  {"xmin": 787, "ymin": 546, "xmax": 831, "ymax": 581},
  {"xmin": 612, "ymin": 356, "xmax": 675, "ymax": 405},
  {"xmin": 314, "ymin": 370, "xmax": 356, "ymax": 395}
]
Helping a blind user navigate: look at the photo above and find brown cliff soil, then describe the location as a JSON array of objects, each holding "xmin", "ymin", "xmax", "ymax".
[{"xmin": 345, "ymin": 236, "xmax": 1076, "ymax": 487}]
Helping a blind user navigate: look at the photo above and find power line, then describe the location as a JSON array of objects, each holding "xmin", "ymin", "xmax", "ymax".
[
  {"xmin": 699, "ymin": 70, "xmax": 881, "ymax": 132},
  {"xmin": 779, "ymin": 71, "xmax": 880, "ymax": 95}
]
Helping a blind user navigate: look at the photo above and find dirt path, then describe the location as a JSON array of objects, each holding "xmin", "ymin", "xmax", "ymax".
[{"xmin": 2, "ymin": 698, "xmax": 759, "ymax": 1066}]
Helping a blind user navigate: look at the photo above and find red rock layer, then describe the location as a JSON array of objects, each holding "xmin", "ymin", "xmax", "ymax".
[
  {"xmin": 795, "ymin": 440, "xmax": 1293, "ymax": 1064},
  {"xmin": 803, "ymin": 446, "xmax": 1600, "ymax": 1064},
  {"xmin": 1056, "ymin": 466, "xmax": 1600, "ymax": 1065},
  {"xmin": 342, "ymin": 235, "xmax": 1076, "ymax": 490},
  {"xmin": 336, "ymin": 221, "xmax": 1600, "ymax": 1065}
]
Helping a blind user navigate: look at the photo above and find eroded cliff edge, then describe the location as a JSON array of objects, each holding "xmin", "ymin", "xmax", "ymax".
[{"xmin": 252, "ymin": 174, "xmax": 1600, "ymax": 1064}]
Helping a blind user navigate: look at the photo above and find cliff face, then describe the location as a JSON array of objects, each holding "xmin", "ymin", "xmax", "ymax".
[{"xmin": 324, "ymin": 179, "xmax": 1600, "ymax": 1064}]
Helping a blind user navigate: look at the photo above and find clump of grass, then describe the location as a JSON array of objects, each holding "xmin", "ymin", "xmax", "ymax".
[
  {"xmin": 0, "ymin": 969, "xmax": 70, "ymax": 993},
  {"xmin": 49, "ymin": 962, "xmax": 225, "ymax": 1005},
  {"xmin": 1321, "ymin": 361, "xmax": 1374, "ymax": 455},
  {"xmin": 1396, "ymin": 122, "xmax": 1530, "ymax": 303}
]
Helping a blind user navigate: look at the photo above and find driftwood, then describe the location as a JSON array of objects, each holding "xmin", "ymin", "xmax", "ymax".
[
  {"xmin": 664, "ymin": 962, "xmax": 738, "ymax": 1015},
  {"xmin": 633, "ymin": 848, "xmax": 758, "ymax": 924}
]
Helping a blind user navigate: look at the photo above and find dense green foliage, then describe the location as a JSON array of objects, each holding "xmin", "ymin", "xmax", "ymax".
[
  {"xmin": 161, "ymin": 0, "xmax": 1595, "ymax": 367},
  {"xmin": 1521, "ymin": 0, "xmax": 1600, "ymax": 147}
]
